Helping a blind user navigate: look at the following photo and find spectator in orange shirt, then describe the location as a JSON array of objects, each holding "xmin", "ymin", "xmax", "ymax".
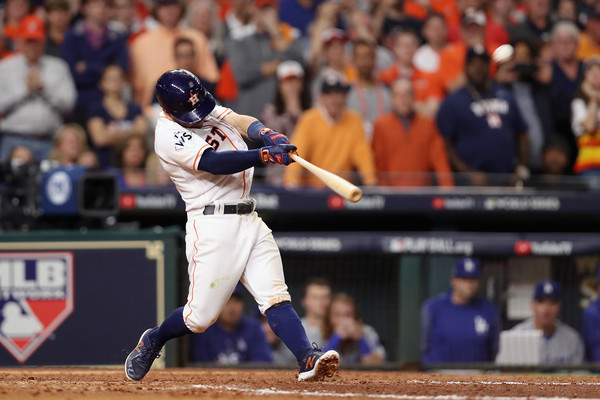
[
  {"xmin": 413, "ymin": 13, "xmax": 449, "ymax": 74},
  {"xmin": 438, "ymin": 8, "xmax": 493, "ymax": 93},
  {"xmin": 577, "ymin": 9, "xmax": 600, "ymax": 61},
  {"xmin": 3, "ymin": 0, "xmax": 31, "ymax": 52},
  {"xmin": 129, "ymin": 0, "xmax": 219, "ymax": 114},
  {"xmin": 372, "ymin": 79, "xmax": 453, "ymax": 187},
  {"xmin": 379, "ymin": 28, "xmax": 444, "ymax": 118},
  {"xmin": 284, "ymin": 74, "xmax": 377, "ymax": 188}
]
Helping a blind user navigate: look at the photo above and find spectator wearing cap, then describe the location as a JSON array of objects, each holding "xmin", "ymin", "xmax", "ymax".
[
  {"xmin": 259, "ymin": 60, "xmax": 311, "ymax": 185},
  {"xmin": 577, "ymin": 8, "xmax": 600, "ymax": 60},
  {"xmin": 582, "ymin": 266, "xmax": 600, "ymax": 361},
  {"xmin": 372, "ymin": 78, "xmax": 453, "ymax": 187},
  {"xmin": 0, "ymin": 15, "xmax": 76, "ymax": 161},
  {"xmin": 309, "ymin": 28, "xmax": 357, "ymax": 104},
  {"xmin": 438, "ymin": 8, "xmax": 497, "ymax": 94},
  {"xmin": 129, "ymin": 0, "xmax": 219, "ymax": 115},
  {"xmin": 570, "ymin": 55, "xmax": 600, "ymax": 179},
  {"xmin": 379, "ymin": 28, "xmax": 444, "ymax": 118},
  {"xmin": 436, "ymin": 46, "xmax": 530, "ymax": 186},
  {"xmin": 507, "ymin": 0, "xmax": 554, "ymax": 44},
  {"xmin": 61, "ymin": 0, "xmax": 129, "ymax": 126},
  {"xmin": 191, "ymin": 285, "xmax": 273, "ymax": 364},
  {"xmin": 227, "ymin": 0, "xmax": 304, "ymax": 117},
  {"xmin": 421, "ymin": 257, "xmax": 500, "ymax": 363},
  {"xmin": 511, "ymin": 279, "xmax": 584, "ymax": 365},
  {"xmin": 44, "ymin": 0, "xmax": 71, "ymax": 57},
  {"xmin": 284, "ymin": 73, "xmax": 377, "ymax": 188},
  {"xmin": 347, "ymin": 39, "xmax": 391, "ymax": 139}
]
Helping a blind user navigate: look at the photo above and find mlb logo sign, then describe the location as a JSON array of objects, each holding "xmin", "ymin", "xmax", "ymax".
[{"xmin": 0, "ymin": 252, "xmax": 74, "ymax": 363}]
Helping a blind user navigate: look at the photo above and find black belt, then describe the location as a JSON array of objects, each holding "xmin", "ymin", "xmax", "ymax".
[
  {"xmin": 203, "ymin": 202, "xmax": 254, "ymax": 215},
  {"xmin": 1, "ymin": 131, "xmax": 54, "ymax": 141}
]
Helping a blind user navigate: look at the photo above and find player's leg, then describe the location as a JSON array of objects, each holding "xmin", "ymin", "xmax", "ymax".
[
  {"xmin": 241, "ymin": 215, "xmax": 340, "ymax": 381},
  {"xmin": 126, "ymin": 217, "xmax": 251, "ymax": 380}
]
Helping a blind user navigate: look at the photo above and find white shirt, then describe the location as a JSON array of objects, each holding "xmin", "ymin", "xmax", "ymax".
[
  {"xmin": 154, "ymin": 106, "xmax": 254, "ymax": 217},
  {"xmin": 413, "ymin": 44, "xmax": 441, "ymax": 74}
]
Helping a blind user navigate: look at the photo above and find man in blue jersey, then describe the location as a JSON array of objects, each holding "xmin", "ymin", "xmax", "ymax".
[
  {"xmin": 421, "ymin": 257, "xmax": 500, "ymax": 364},
  {"xmin": 436, "ymin": 45, "xmax": 530, "ymax": 186},
  {"xmin": 190, "ymin": 286, "xmax": 273, "ymax": 364},
  {"xmin": 583, "ymin": 266, "xmax": 600, "ymax": 362}
]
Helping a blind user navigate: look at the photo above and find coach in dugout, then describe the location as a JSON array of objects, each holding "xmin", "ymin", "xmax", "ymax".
[
  {"xmin": 436, "ymin": 45, "xmax": 530, "ymax": 187},
  {"xmin": 421, "ymin": 257, "xmax": 500, "ymax": 364},
  {"xmin": 583, "ymin": 266, "xmax": 600, "ymax": 362},
  {"xmin": 511, "ymin": 279, "xmax": 584, "ymax": 365}
]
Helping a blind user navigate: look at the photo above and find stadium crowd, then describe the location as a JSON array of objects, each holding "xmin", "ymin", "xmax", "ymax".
[{"xmin": 2, "ymin": 0, "xmax": 600, "ymax": 188}]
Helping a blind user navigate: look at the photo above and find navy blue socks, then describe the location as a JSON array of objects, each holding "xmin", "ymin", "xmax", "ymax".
[
  {"xmin": 266, "ymin": 302, "xmax": 312, "ymax": 362},
  {"xmin": 152, "ymin": 307, "xmax": 192, "ymax": 347}
]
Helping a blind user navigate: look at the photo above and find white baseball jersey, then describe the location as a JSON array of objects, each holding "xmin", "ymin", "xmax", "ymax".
[{"xmin": 154, "ymin": 105, "xmax": 254, "ymax": 217}]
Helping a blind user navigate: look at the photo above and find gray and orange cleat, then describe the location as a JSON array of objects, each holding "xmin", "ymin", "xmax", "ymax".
[
  {"xmin": 125, "ymin": 327, "xmax": 162, "ymax": 381},
  {"xmin": 297, "ymin": 344, "xmax": 340, "ymax": 382}
]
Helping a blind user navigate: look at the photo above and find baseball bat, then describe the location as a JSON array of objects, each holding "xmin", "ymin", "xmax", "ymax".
[{"xmin": 290, "ymin": 154, "xmax": 362, "ymax": 203}]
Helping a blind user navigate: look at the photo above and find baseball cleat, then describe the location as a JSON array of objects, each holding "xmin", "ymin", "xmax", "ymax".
[
  {"xmin": 125, "ymin": 327, "xmax": 162, "ymax": 381},
  {"xmin": 298, "ymin": 347, "xmax": 340, "ymax": 382}
]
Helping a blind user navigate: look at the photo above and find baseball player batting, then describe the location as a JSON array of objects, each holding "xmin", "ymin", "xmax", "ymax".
[{"xmin": 125, "ymin": 69, "xmax": 340, "ymax": 382}]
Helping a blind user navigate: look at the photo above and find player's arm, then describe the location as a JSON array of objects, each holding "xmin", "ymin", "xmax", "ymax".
[
  {"xmin": 223, "ymin": 110, "xmax": 291, "ymax": 146},
  {"xmin": 197, "ymin": 145, "xmax": 296, "ymax": 174}
]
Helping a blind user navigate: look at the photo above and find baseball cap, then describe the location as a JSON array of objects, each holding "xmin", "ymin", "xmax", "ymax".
[
  {"xmin": 20, "ymin": 15, "xmax": 46, "ymax": 41},
  {"xmin": 462, "ymin": 7, "xmax": 486, "ymax": 27},
  {"xmin": 277, "ymin": 60, "xmax": 304, "ymax": 81},
  {"xmin": 321, "ymin": 73, "xmax": 350, "ymax": 93},
  {"xmin": 322, "ymin": 28, "xmax": 347, "ymax": 46},
  {"xmin": 533, "ymin": 279, "xmax": 562, "ymax": 301},
  {"xmin": 466, "ymin": 45, "xmax": 491, "ymax": 63},
  {"xmin": 453, "ymin": 257, "xmax": 481, "ymax": 279}
]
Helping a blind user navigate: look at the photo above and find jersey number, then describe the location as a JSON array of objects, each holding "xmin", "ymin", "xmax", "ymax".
[{"xmin": 205, "ymin": 127, "xmax": 226, "ymax": 150}]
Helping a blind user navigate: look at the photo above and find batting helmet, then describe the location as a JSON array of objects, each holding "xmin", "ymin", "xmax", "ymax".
[{"xmin": 155, "ymin": 69, "xmax": 216, "ymax": 124}]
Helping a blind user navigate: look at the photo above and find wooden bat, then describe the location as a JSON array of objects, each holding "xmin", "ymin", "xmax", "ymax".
[{"xmin": 290, "ymin": 154, "xmax": 362, "ymax": 203}]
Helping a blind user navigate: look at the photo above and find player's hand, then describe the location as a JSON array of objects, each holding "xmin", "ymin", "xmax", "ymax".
[
  {"xmin": 260, "ymin": 129, "xmax": 290, "ymax": 147},
  {"xmin": 260, "ymin": 144, "xmax": 297, "ymax": 165}
]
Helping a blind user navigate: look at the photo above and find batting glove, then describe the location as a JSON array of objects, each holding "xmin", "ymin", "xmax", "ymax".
[
  {"xmin": 260, "ymin": 129, "xmax": 291, "ymax": 147},
  {"xmin": 260, "ymin": 144, "xmax": 297, "ymax": 165}
]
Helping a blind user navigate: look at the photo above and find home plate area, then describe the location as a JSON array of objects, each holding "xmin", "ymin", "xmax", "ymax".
[{"xmin": 0, "ymin": 369, "xmax": 599, "ymax": 400}]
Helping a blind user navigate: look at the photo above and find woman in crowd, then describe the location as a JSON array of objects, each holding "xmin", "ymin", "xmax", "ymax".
[
  {"xmin": 113, "ymin": 133, "xmax": 149, "ymax": 188},
  {"xmin": 87, "ymin": 64, "xmax": 147, "ymax": 169},
  {"xmin": 47, "ymin": 123, "xmax": 89, "ymax": 166},
  {"xmin": 571, "ymin": 55, "xmax": 600, "ymax": 182},
  {"xmin": 321, "ymin": 293, "xmax": 385, "ymax": 365}
]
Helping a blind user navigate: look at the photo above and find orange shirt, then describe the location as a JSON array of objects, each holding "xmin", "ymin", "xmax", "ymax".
[
  {"xmin": 284, "ymin": 108, "xmax": 377, "ymax": 188},
  {"xmin": 378, "ymin": 66, "xmax": 443, "ymax": 101},
  {"xmin": 130, "ymin": 26, "xmax": 220, "ymax": 107},
  {"xmin": 577, "ymin": 33, "xmax": 600, "ymax": 61},
  {"xmin": 371, "ymin": 112, "xmax": 454, "ymax": 187}
]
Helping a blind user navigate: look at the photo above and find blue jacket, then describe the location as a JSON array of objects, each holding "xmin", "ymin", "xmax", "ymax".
[
  {"xmin": 421, "ymin": 291, "xmax": 500, "ymax": 363},
  {"xmin": 61, "ymin": 21, "xmax": 129, "ymax": 111},
  {"xmin": 191, "ymin": 317, "xmax": 273, "ymax": 364},
  {"xmin": 583, "ymin": 297, "xmax": 600, "ymax": 362}
]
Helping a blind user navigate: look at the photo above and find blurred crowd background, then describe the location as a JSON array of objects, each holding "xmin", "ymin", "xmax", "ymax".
[{"xmin": 2, "ymin": 0, "xmax": 600, "ymax": 189}]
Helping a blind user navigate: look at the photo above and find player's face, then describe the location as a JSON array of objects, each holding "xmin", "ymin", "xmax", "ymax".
[
  {"xmin": 302, "ymin": 284, "xmax": 331, "ymax": 319},
  {"xmin": 451, "ymin": 277, "xmax": 480, "ymax": 303},
  {"xmin": 532, "ymin": 298, "xmax": 560, "ymax": 328},
  {"xmin": 219, "ymin": 297, "xmax": 244, "ymax": 327}
]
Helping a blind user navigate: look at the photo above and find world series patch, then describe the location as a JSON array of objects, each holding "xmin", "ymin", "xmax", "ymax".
[{"xmin": 0, "ymin": 252, "xmax": 74, "ymax": 363}]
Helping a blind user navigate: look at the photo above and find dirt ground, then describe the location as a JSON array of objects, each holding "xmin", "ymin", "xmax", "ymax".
[{"xmin": 0, "ymin": 368, "xmax": 599, "ymax": 400}]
